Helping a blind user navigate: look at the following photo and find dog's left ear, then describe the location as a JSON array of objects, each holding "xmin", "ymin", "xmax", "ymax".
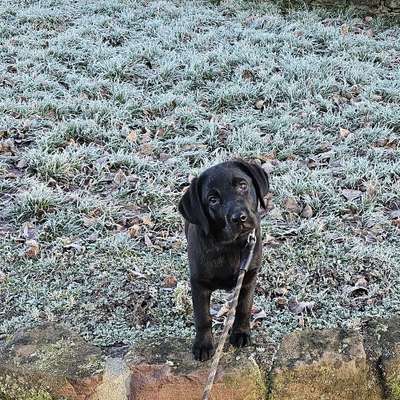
[
  {"xmin": 178, "ymin": 177, "xmax": 210, "ymax": 235},
  {"xmin": 234, "ymin": 160, "xmax": 270, "ymax": 209}
]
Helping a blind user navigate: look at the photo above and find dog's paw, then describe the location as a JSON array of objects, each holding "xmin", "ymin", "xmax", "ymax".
[
  {"xmin": 193, "ymin": 335, "xmax": 215, "ymax": 362},
  {"xmin": 229, "ymin": 331, "xmax": 251, "ymax": 348}
]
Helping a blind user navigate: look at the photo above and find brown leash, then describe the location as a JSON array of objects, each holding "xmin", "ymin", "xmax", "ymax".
[{"xmin": 201, "ymin": 229, "xmax": 257, "ymax": 400}]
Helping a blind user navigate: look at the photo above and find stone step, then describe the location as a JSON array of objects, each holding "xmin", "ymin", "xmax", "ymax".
[{"xmin": 0, "ymin": 317, "xmax": 399, "ymax": 399}]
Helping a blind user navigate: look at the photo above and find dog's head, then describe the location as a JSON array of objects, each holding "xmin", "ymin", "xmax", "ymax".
[{"xmin": 179, "ymin": 160, "xmax": 269, "ymax": 243}]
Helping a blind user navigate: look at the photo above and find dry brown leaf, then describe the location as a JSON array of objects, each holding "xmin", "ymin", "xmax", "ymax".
[
  {"xmin": 25, "ymin": 239, "xmax": 40, "ymax": 258},
  {"xmin": 163, "ymin": 275, "xmax": 178, "ymax": 288},
  {"xmin": 341, "ymin": 188, "xmax": 362, "ymax": 201},
  {"xmin": 340, "ymin": 24, "xmax": 349, "ymax": 36},
  {"xmin": 139, "ymin": 143, "xmax": 154, "ymax": 156},
  {"xmin": 284, "ymin": 197, "xmax": 301, "ymax": 214},
  {"xmin": 114, "ymin": 169, "xmax": 127, "ymax": 186},
  {"xmin": 127, "ymin": 130, "xmax": 138, "ymax": 143},
  {"xmin": 301, "ymin": 204, "xmax": 313, "ymax": 219},
  {"xmin": 128, "ymin": 224, "xmax": 141, "ymax": 238},
  {"xmin": 0, "ymin": 139, "xmax": 16, "ymax": 155},
  {"xmin": 393, "ymin": 219, "xmax": 400, "ymax": 228},
  {"xmin": 339, "ymin": 128, "xmax": 350, "ymax": 139},
  {"xmin": 275, "ymin": 297, "xmax": 287, "ymax": 310},
  {"xmin": 242, "ymin": 69, "xmax": 254, "ymax": 81},
  {"xmin": 141, "ymin": 215, "xmax": 154, "ymax": 227}
]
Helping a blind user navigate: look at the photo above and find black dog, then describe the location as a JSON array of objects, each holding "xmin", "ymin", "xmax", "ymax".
[{"xmin": 179, "ymin": 160, "xmax": 269, "ymax": 361}]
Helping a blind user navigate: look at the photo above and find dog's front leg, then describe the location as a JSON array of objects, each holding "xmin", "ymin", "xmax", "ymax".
[
  {"xmin": 229, "ymin": 268, "xmax": 258, "ymax": 347},
  {"xmin": 191, "ymin": 280, "xmax": 214, "ymax": 361}
]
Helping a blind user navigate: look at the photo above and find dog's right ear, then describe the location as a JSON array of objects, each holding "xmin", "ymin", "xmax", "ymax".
[{"xmin": 178, "ymin": 177, "xmax": 210, "ymax": 235}]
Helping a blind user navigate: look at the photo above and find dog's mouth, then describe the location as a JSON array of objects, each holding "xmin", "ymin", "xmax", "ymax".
[{"xmin": 218, "ymin": 222, "xmax": 255, "ymax": 243}]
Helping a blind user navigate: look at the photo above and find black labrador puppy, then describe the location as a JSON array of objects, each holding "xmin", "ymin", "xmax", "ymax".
[{"xmin": 179, "ymin": 160, "xmax": 269, "ymax": 361}]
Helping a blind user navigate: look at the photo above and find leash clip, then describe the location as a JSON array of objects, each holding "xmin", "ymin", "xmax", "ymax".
[{"xmin": 247, "ymin": 229, "xmax": 256, "ymax": 245}]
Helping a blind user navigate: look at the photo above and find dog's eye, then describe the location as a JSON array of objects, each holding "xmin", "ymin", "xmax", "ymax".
[{"xmin": 208, "ymin": 196, "xmax": 220, "ymax": 206}]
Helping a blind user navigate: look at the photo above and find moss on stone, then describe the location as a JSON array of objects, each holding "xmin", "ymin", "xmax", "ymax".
[
  {"xmin": 222, "ymin": 359, "xmax": 267, "ymax": 400},
  {"xmin": 0, "ymin": 374, "xmax": 54, "ymax": 400}
]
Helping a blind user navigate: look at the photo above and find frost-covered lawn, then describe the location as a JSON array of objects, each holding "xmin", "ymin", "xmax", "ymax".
[{"xmin": 0, "ymin": 0, "xmax": 399, "ymax": 349}]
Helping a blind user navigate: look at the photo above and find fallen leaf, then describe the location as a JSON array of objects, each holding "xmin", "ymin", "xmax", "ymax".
[
  {"xmin": 301, "ymin": 204, "xmax": 313, "ymax": 219},
  {"xmin": 139, "ymin": 143, "xmax": 154, "ymax": 155},
  {"xmin": 340, "ymin": 24, "xmax": 349, "ymax": 36},
  {"xmin": 128, "ymin": 224, "xmax": 141, "ymax": 238},
  {"xmin": 0, "ymin": 139, "xmax": 16, "ymax": 155},
  {"xmin": 128, "ymin": 269, "xmax": 146, "ymax": 280},
  {"xmin": 261, "ymin": 161, "xmax": 274, "ymax": 174},
  {"xmin": 275, "ymin": 297, "xmax": 287, "ymax": 310},
  {"xmin": 159, "ymin": 153, "xmax": 170, "ymax": 161},
  {"xmin": 252, "ymin": 309, "xmax": 267, "ymax": 321},
  {"xmin": 63, "ymin": 241, "xmax": 84, "ymax": 252},
  {"xmin": 216, "ymin": 302, "xmax": 230, "ymax": 318},
  {"xmin": 144, "ymin": 234, "xmax": 153, "ymax": 247},
  {"xmin": 114, "ymin": 169, "xmax": 127, "ymax": 186},
  {"xmin": 141, "ymin": 132, "xmax": 152, "ymax": 143},
  {"xmin": 389, "ymin": 210, "xmax": 400, "ymax": 219},
  {"xmin": 86, "ymin": 232, "xmax": 98, "ymax": 242},
  {"xmin": 365, "ymin": 29, "xmax": 374, "ymax": 38},
  {"xmin": 284, "ymin": 197, "xmax": 301, "ymax": 214},
  {"xmin": 339, "ymin": 128, "xmax": 350, "ymax": 139},
  {"xmin": 242, "ymin": 69, "xmax": 254, "ymax": 81},
  {"xmin": 25, "ymin": 239, "xmax": 40, "ymax": 258},
  {"xmin": 355, "ymin": 276, "xmax": 368, "ymax": 288},
  {"xmin": 155, "ymin": 127, "xmax": 166, "ymax": 138},
  {"xmin": 392, "ymin": 219, "xmax": 400, "ymax": 228},
  {"xmin": 141, "ymin": 215, "xmax": 153, "ymax": 227},
  {"xmin": 341, "ymin": 189, "xmax": 362, "ymax": 201},
  {"xmin": 288, "ymin": 297, "xmax": 315, "ymax": 315},
  {"xmin": 127, "ymin": 130, "xmax": 138, "ymax": 143},
  {"xmin": 16, "ymin": 159, "xmax": 28, "ymax": 169},
  {"xmin": 163, "ymin": 275, "xmax": 177, "ymax": 288},
  {"xmin": 343, "ymin": 285, "xmax": 368, "ymax": 298},
  {"xmin": 273, "ymin": 287, "xmax": 289, "ymax": 297},
  {"xmin": 21, "ymin": 223, "xmax": 36, "ymax": 240},
  {"xmin": 255, "ymin": 99, "xmax": 265, "ymax": 110},
  {"xmin": 83, "ymin": 216, "xmax": 97, "ymax": 227},
  {"xmin": 263, "ymin": 234, "xmax": 278, "ymax": 246}
]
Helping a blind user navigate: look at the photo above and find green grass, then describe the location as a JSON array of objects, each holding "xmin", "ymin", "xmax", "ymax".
[{"xmin": 0, "ymin": 0, "xmax": 399, "ymax": 350}]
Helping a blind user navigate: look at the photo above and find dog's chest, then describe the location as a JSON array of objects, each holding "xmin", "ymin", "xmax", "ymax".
[{"xmin": 197, "ymin": 248, "xmax": 242, "ymax": 290}]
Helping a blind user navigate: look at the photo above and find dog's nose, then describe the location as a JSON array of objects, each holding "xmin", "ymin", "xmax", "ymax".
[{"xmin": 231, "ymin": 211, "xmax": 248, "ymax": 224}]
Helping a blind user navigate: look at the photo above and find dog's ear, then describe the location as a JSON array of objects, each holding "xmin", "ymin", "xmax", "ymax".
[
  {"xmin": 234, "ymin": 160, "xmax": 270, "ymax": 209},
  {"xmin": 178, "ymin": 177, "xmax": 210, "ymax": 235}
]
